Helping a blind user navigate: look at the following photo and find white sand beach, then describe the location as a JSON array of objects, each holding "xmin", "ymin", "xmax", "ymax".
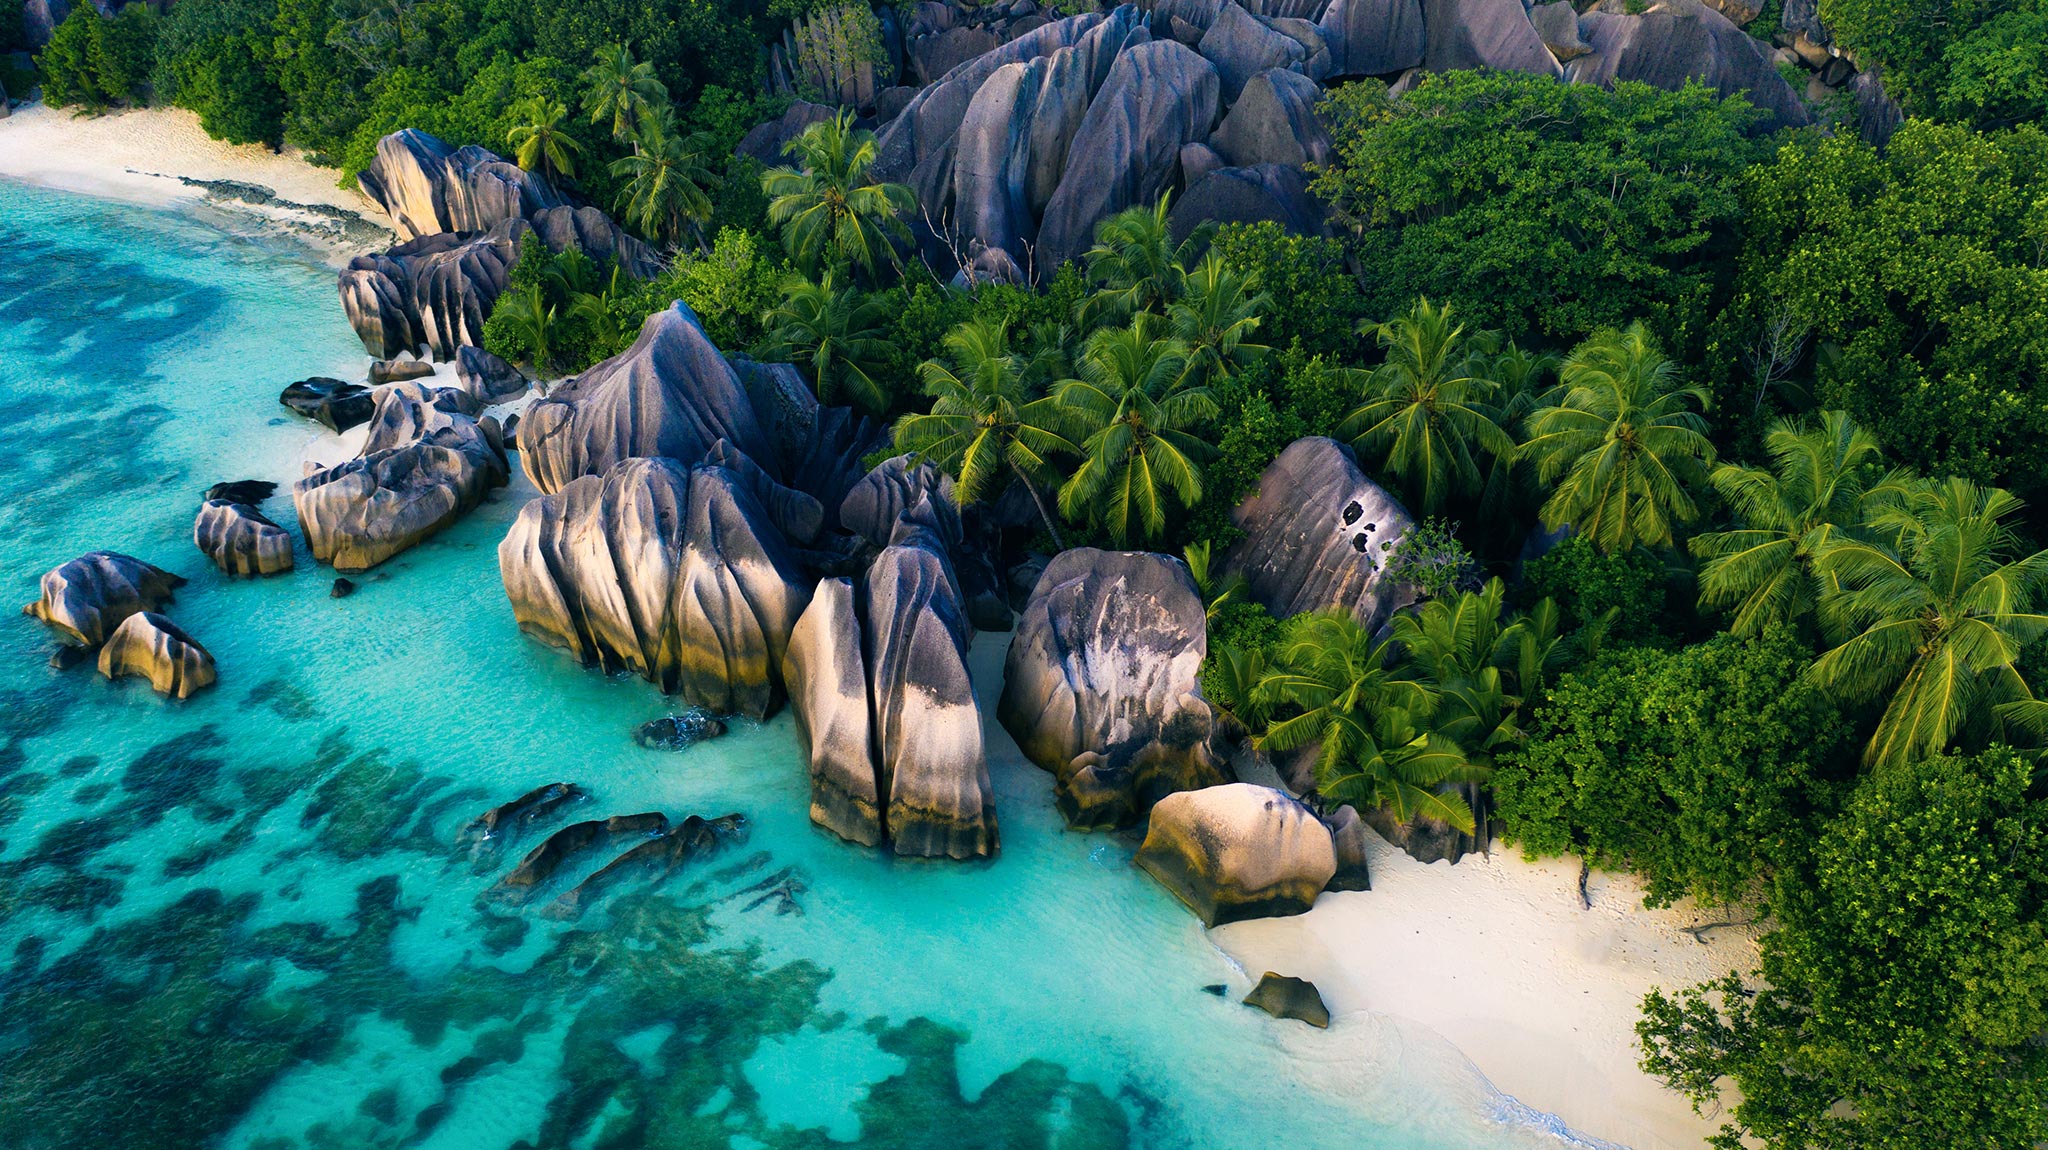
[
  {"xmin": 0, "ymin": 103, "xmax": 389, "ymax": 258},
  {"xmin": 1213, "ymin": 831, "xmax": 1757, "ymax": 1150}
]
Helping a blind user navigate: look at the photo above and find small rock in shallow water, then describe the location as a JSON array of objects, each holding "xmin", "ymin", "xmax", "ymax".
[
  {"xmin": 205, "ymin": 479, "xmax": 277, "ymax": 505},
  {"xmin": 331, "ymin": 578, "xmax": 356, "ymax": 598},
  {"xmin": 1243, "ymin": 973, "xmax": 1329, "ymax": 1028},
  {"xmin": 279, "ymin": 376, "xmax": 376, "ymax": 432},
  {"xmin": 1201, "ymin": 983, "xmax": 1228, "ymax": 997},
  {"xmin": 635, "ymin": 710, "xmax": 728, "ymax": 751},
  {"xmin": 48, "ymin": 645, "xmax": 93, "ymax": 670}
]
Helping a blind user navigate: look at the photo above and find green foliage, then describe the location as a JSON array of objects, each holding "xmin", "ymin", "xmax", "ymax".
[
  {"xmin": 1818, "ymin": 0, "xmax": 2048, "ymax": 126},
  {"xmin": 1337, "ymin": 298, "xmax": 1511, "ymax": 515},
  {"xmin": 762, "ymin": 109, "xmax": 914, "ymax": 279},
  {"xmin": 482, "ymin": 237, "xmax": 638, "ymax": 373},
  {"xmin": 1735, "ymin": 121, "xmax": 2048, "ymax": 491},
  {"xmin": 635, "ymin": 226, "xmax": 784, "ymax": 352},
  {"xmin": 1054, "ymin": 315, "xmax": 1217, "ymax": 548},
  {"xmin": 1495, "ymin": 627, "xmax": 1850, "ymax": 906},
  {"xmin": 1639, "ymin": 749, "xmax": 2048, "ymax": 1150},
  {"xmin": 763, "ymin": 273, "xmax": 895, "ymax": 413},
  {"xmin": 1936, "ymin": 6, "xmax": 2048, "ymax": 128},
  {"xmin": 41, "ymin": 5, "xmax": 156, "ymax": 109},
  {"xmin": 1207, "ymin": 221, "xmax": 1365, "ymax": 359},
  {"xmin": 1524, "ymin": 534, "xmax": 1667, "ymax": 639},
  {"xmin": 1078, "ymin": 196, "xmax": 1210, "ymax": 326},
  {"xmin": 1184, "ymin": 368, "xmax": 1306, "ymax": 548},
  {"xmin": 154, "ymin": 0, "xmax": 286, "ymax": 144},
  {"xmin": 1381, "ymin": 517, "xmax": 1478, "ymax": 602},
  {"xmin": 610, "ymin": 122, "xmax": 719, "ymax": 246},
  {"xmin": 1313, "ymin": 71, "xmax": 1762, "ymax": 352}
]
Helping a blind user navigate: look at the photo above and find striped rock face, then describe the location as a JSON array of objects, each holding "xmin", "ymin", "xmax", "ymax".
[{"xmin": 1137, "ymin": 783, "xmax": 1335, "ymax": 927}]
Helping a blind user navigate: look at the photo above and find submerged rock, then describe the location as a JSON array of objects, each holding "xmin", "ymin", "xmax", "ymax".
[
  {"xmin": 784, "ymin": 577, "xmax": 883, "ymax": 847},
  {"xmin": 634, "ymin": 710, "xmax": 729, "ymax": 751},
  {"xmin": 464, "ymin": 782, "xmax": 585, "ymax": 842},
  {"xmin": 1136, "ymin": 783, "xmax": 1336, "ymax": 926},
  {"xmin": 22, "ymin": 550, "xmax": 186, "ymax": 648},
  {"xmin": 549, "ymin": 812, "xmax": 749, "ymax": 917},
  {"xmin": 97, "ymin": 611, "xmax": 217, "ymax": 699},
  {"xmin": 193, "ymin": 499, "xmax": 294, "ymax": 577},
  {"xmin": 1223, "ymin": 437, "xmax": 1417, "ymax": 629},
  {"xmin": 1000, "ymin": 548, "xmax": 1223, "ymax": 829},
  {"xmin": 294, "ymin": 382, "xmax": 509, "ymax": 571},
  {"xmin": 330, "ymin": 577, "xmax": 357, "ymax": 599},
  {"xmin": 489, "ymin": 812, "xmax": 670, "ymax": 901},
  {"xmin": 279, "ymin": 376, "xmax": 376, "ymax": 433},
  {"xmin": 1242, "ymin": 972, "xmax": 1330, "ymax": 1028}
]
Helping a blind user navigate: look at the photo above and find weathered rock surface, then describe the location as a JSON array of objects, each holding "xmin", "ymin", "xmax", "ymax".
[
  {"xmin": 356, "ymin": 128, "xmax": 568, "ymax": 243},
  {"xmin": 1361, "ymin": 799, "xmax": 1480, "ymax": 863},
  {"xmin": 1199, "ymin": 0, "xmax": 1306, "ymax": 100},
  {"xmin": 456, "ymin": 345, "xmax": 527, "ymax": 404},
  {"xmin": 841, "ymin": 455, "xmax": 959, "ymax": 549},
  {"xmin": 1000, "ymin": 548, "xmax": 1223, "ymax": 829},
  {"xmin": 490, "ymin": 813, "xmax": 669, "ymax": 901},
  {"xmin": 1037, "ymin": 39, "xmax": 1221, "ymax": 271},
  {"xmin": 369, "ymin": 357, "xmax": 435, "ymax": 384},
  {"xmin": 634, "ymin": 711, "xmax": 728, "ymax": 751},
  {"xmin": 784, "ymin": 577, "xmax": 884, "ymax": 846},
  {"xmin": 339, "ymin": 222, "xmax": 521, "ymax": 361},
  {"xmin": 518, "ymin": 303, "xmax": 774, "ymax": 494},
  {"xmin": 915, "ymin": 24, "xmax": 1003, "ymax": 83},
  {"xmin": 1136, "ymin": 783, "xmax": 1336, "ymax": 926},
  {"xmin": 23, "ymin": 551, "xmax": 185, "ymax": 649},
  {"xmin": 497, "ymin": 456, "xmax": 811, "ymax": 718},
  {"xmin": 866, "ymin": 535, "xmax": 997, "ymax": 858},
  {"xmin": 97, "ymin": 611, "xmax": 217, "ymax": 699},
  {"xmin": 1422, "ymin": 0, "xmax": 1564, "ymax": 77},
  {"xmin": 1210, "ymin": 67, "xmax": 1329, "ymax": 168},
  {"xmin": 1317, "ymin": 0, "xmax": 1426, "ymax": 75},
  {"xmin": 1168, "ymin": 163, "xmax": 1323, "ymax": 240},
  {"xmin": 1223, "ymin": 436, "xmax": 1417, "ymax": 629},
  {"xmin": 280, "ymin": 377, "xmax": 376, "ymax": 432},
  {"xmin": 206, "ymin": 479, "xmax": 278, "ymax": 506},
  {"xmin": 1850, "ymin": 67, "xmax": 1902, "ymax": 148},
  {"xmin": 1570, "ymin": 0, "xmax": 1808, "ymax": 127},
  {"xmin": 1243, "ymin": 972, "xmax": 1331, "ymax": 1027},
  {"xmin": 1529, "ymin": 0, "xmax": 1591, "ymax": 61},
  {"xmin": 194, "ymin": 499, "xmax": 294, "ymax": 576},
  {"xmin": 738, "ymin": 101, "xmax": 840, "ymax": 166},
  {"xmin": 295, "ymin": 382, "xmax": 509, "ymax": 571},
  {"xmin": 1326, "ymin": 802, "xmax": 1373, "ymax": 890}
]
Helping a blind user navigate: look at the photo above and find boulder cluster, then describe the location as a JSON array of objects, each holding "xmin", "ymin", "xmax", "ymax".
[{"xmin": 22, "ymin": 551, "xmax": 216, "ymax": 698}]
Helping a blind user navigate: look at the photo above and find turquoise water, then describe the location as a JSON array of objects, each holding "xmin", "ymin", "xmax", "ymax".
[{"xmin": 0, "ymin": 179, "xmax": 1594, "ymax": 1150}]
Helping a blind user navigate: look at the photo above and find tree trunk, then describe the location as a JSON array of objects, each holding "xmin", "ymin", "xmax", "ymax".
[{"xmin": 1011, "ymin": 461, "xmax": 1066, "ymax": 551}]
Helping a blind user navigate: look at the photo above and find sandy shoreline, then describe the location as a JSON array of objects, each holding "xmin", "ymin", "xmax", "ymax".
[
  {"xmin": 1213, "ymin": 832, "xmax": 1754, "ymax": 1150},
  {"xmin": 0, "ymin": 103, "xmax": 390, "ymax": 261}
]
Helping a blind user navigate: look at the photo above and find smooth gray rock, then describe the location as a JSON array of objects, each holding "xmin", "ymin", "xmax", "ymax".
[
  {"xmin": 1212, "ymin": 67, "xmax": 1330, "ymax": 168},
  {"xmin": 1317, "ymin": 0, "xmax": 1425, "ymax": 75},
  {"xmin": 783, "ymin": 577, "xmax": 883, "ymax": 846},
  {"xmin": 357, "ymin": 129, "xmax": 567, "ymax": 243},
  {"xmin": 999, "ymin": 548, "xmax": 1224, "ymax": 829},
  {"xmin": 518, "ymin": 302, "xmax": 773, "ymax": 494},
  {"xmin": 1136, "ymin": 783, "xmax": 1336, "ymax": 926},
  {"xmin": 194, "ymin": 500, "xmax": 294, "ymax": 576},
  {"xmin": 339, "ymin": 222, "xmax": 521, "ymax": 360},
  {"xmin": 497, "ymin": 456, "xmax": 811, "ymax": 718},
  {"xmin": 1422, "ymin": 0, "xmax": 1563, "ymax": 77},
  {"xmin": 1530, "ymin": 0, "xmax": 1591, "ymax": 61},
  {"xmin": 1179, "ymin": 140, "xmax": 1226, "ymax": 185},
  {"xmin": 295, "ymin": 382, "xmax": 508, "ymax": 571},
  {"xmin": 1222, "ymin": 436, "xmax": 1417, "ymax": 628},
  {"xmin": 1569, "ymin": 0, "xmax": 1808, "ymax": 127},
  {"xmin": 953, "ymin": 60, "xmax": 1045, "ymax": 265},
  {"xmin": 97, "ymin": 611, "xmax": 216, "ymax": 699},
  {"xmin": 1167, "ymin": 163, "xmax": 1324, "ymax": 240},
  {"xmin": 23, "ymin": 0, "xmax": 69, "ymax": 47},
  {"xmin": 456, "ymin": 345, "xmax": 527, "ymax": 404},
  {"xmin": 1037, "ymin": 39, "xmax": 1221, "ymax": 271},
  {"xmin": 1198, "ymin": 0, "xmax": 1306, "ymax": 101},
  {"xmin": 22, "ymin": 551, "xmax": 185, "ymax": 649},
  {"xmin": 736, "ymin": 100, "xmax": 839, "ymax": 166},
  {"xmin": 369, "ymin": 358, "xmax": 435, "ymax": 385},
  {"xmin": 1851, "ymin": 67, "xmax": 1903, "ymax": 148},
  {"xmin": 1326, "ymin": 803, "xmax": 1373, "ymax": 891},
  {"xmin": 914, "ymin": 24, "xmax": 1002, "ymax": 84},
  {"xmin": 841, "ymin": 455, "xmax": 960, "ymax": 549}
]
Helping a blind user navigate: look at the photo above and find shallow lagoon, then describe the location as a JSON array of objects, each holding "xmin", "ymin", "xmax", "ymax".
[{"xmin": 0, "ymin": 179, "xmax": 1601, "ymax": 1150}]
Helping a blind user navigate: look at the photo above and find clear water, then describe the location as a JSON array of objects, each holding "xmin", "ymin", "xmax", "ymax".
[{"xmin": 0, "ymin": 179, "xmax": 1597, "ymax": 1150}]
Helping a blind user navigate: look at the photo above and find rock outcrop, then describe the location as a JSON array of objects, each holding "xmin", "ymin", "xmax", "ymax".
[
  {"xmin": 1210, "ymin": 67, "xmax": 1329, "ymax": 168},
  {"xmin": 737, "ymin": 101, "xmax": 840, "ymax": 166},
  {"xmin": 1199, "ymin": 0, "xmax": 1307, "ymax": 100},
  {"xmin": 193, "ymin": 499, "xmax": 294, "ymax": 576},
  {"xmin": 518, "ymin": 303, "xmax": 775, "ymax": 494},
  {"xmin": 23, "ymin": 551, "xmax": 185, "ymax": 649},
  {"xmin": 1169, "ymin": 162, "xmax": 1324, "ymax": 238},
  {"xmin": 498, "ymin": 456, "xmax": 811, "ymax": 719},
  {"xmin": 1326, "ymin": 803, "xmax": 1373, "ymax": 890},
  {"xmin": 456, "ymin": 345, "xmax": 528, "ymax": 405},
  {"xmin": 97, "ymin": 611, "xmax": 217, "ymax": 699},
  {"xmin": 1224, "ymin": 437, "xmax": 1417, "ymax": 628},
  {"xmin": 1136, "ymin": 783, "xmax": 1336, "ymax": 926},
  {"xmin": 280, "ymin": 377, "xmax": 376, "ymax": 433},
  {"xmin": 1318, "ymin": 0, "xmax": 1427, "ymax": 75},
  {"xmin": 1000, "ymin": 549, "xmax": 1224, "ymax": 829},
  {"xmin": 1422, "ymin": 0, "xmax": 1563, "ymax": 77},
  {"xmin": 1569, "ymin": 0, "xmax": 1807, "ymax": 127},
  {"xmin": 841, "ymin": 455, "xmax": 958, "ymax": 548},
  {"xmin": 1242, "ymin": 972, "xmax": 1331, "ymax": 1027},
  {"xmin": 357, "ymin": 128, "xmax": 569, "ymax": 243},
  {"xmin": 295, "ymin": 382, "xmax": 509, "ymax": 571},
  {"xmin": 783, "ymin": 577, "xmax": 884, "ymax": 846},
  {"xmin": 339, "ymin": 222, "xmax": 522, "ymax": 361}
]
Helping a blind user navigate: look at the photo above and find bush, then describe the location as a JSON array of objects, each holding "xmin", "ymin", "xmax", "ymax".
[
  {"xmin": 1522, "ymin": 535, "xmax": 1667, "ymax": 639},
  {"xmin": 153, "ymin": 0, "xmax": 285, "ymax": 145},
  {"xmin": 1207, "ymin": 221, "xmax": 1366, "ymax": 360}
]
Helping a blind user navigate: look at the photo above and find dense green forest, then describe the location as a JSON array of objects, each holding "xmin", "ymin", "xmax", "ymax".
[{"xmin": 15, "ymin": 0, "xmax": 2048, "ymax": 1145}]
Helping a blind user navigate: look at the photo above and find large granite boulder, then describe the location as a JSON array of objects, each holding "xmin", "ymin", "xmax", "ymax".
[
  {"xmin": 841, "ymin": 455, "xmax": 959, "ymax": 548},
  {"xmin": 97, "ymin": 611, "xmax": 217, "ymax": 699},
  {"xmin": 356, "ymin": 129, "xmax": 567, "ymax": 243},
  {"xmin": 280, "ymin": 376, "xmax": 377, "ymax": 432},
  {"xmin": 339, "ymin": 221, "xmax": 521, "ymax": 361},
  {"xmin": 737, "ymin": 101, "xmax": 840, "ymax": 167},
  {"xmin": 914, "ymin": 24, "xmax": 1003, "ymax": 84},
  {"xmin": 1167, "ymin": 163, "xmax": 1324, "ymax": 240},
  {"xmin": 1317, "ymin": 0, "xmax": 1425, "ymax": 75},
  {"xmin": 194, "ymin": 500, "xmax": 294, "ymax": 576},
  {"xmin": 1422, "ymin": 0, "xmax": 1563, "ymax": 77},
  {"xmin": 783, "ymin": 577, "xmax": 884, "ymax": 846},
  {"xmin": 1223, "ymin": 436, "xmax": 1417, "ymax": 629},
  {"xmin": 22, "ymin": 551, "xmax": 185, "ymax": 649},
  {"xmin": 866, "ymin": 536, "xmax": 997, "ymax": 858},
  {"xmin": 1136, "ymin": 783, "xmax": 1336, "ymax": 926},
  {"xmin": 455, "ymin": 345, "xmax": 528, "ymax": 405},
  {"xmin": 1570, "ymin": 0, "xmax": 1809, "ymax": 128},
  {"xmin": 295, "ymin": 383, "xmax": 509, "ymax": 571},
  {"xmin": 999, "ymin": 549, "xmax": 1224, "ymax": 829},
  {"xmin": 1198, "ymin": 0, "xmax": 1307, "ymax": 100},
  {"xmin": 1037, "ymin": 39, "xmax": 1221, "ymax": 271},
  {"xmin": 1529, "ymin": 0, "xmax": 1591, "ymax": 61},
  {"xmin": 23, "ymin": 0, "xmax": 69, "ymax": 48},
  {"xmin": 1211, "ymin": 67, "xmax": 1330, "ymax": 168},
  {"xmin": 519, "ymin": 303, "xmax": 773, "ymax": 493},
  {"xmin": 497, "ymin": 456, "xmax": 811, "ymax": 718}
]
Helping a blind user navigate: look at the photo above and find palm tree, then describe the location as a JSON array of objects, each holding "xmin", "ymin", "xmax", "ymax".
[
  {"xmin": 1478, "ymin": 340, "xmax": 1558, "ymax": 525},
  {"xmin": 1521, "ymin": 322, "xmax": 1715, "ymax": 553},
  {"xmin": 1254, "ymin": 613, "xmax": 1483, "ymax": 833},
  {"xmin": 1689, "ymin": 410, "xmax": 1904, "ymax": 636},
  {"xmin": 610, "ymin": 125, "xmax": 717, "ymax": 248},
  {"xmin": 1053, "ymin": 316, "xmax": 1216, "ymax": 548},
  {"xmin": 1169, "ymin": 254, "xmax": 1270, "ymax": 389},
  {"xmin": 1337, "ymin": 298, "xmax": 1513, "ymax": 515},
  {"xmin": 580, "ymin": 43, "xmax": 667, "ymax": 144},
  {"xmin": 1183, "ymin": 540, "xmax": 1249, "ymax": 621},
  {"xmin": 1078, "ymin": 195, "xmax": 1211, "ymax": 326},
  {"xmin": 567, "ymin": 265, "xmax": 636, "ymax": 356},
  {"xmin": 762, "ymin": 274, "xmax": 894, "ymax": 414},
  {"xmin": 495, "ymin": 285, "xmax": 556, "ymax": 374},
  {"xmin": 762, "ymin": 109, "xmax": 914, "ymax": 278},
  {"xmin": 506, "ymin": 98, "xmax": 581, "ymax": 185},
  {"xmin": 892, "ymin": 318, "xmax": 1076, "ymax": 545},
  {"xmin": 1391, "ymin": 578, "xmax": 1528, "ymax": 772},
  {"xmin": 1807, "ymin": 477, "xmax": 2048, "ymax": 767}
]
